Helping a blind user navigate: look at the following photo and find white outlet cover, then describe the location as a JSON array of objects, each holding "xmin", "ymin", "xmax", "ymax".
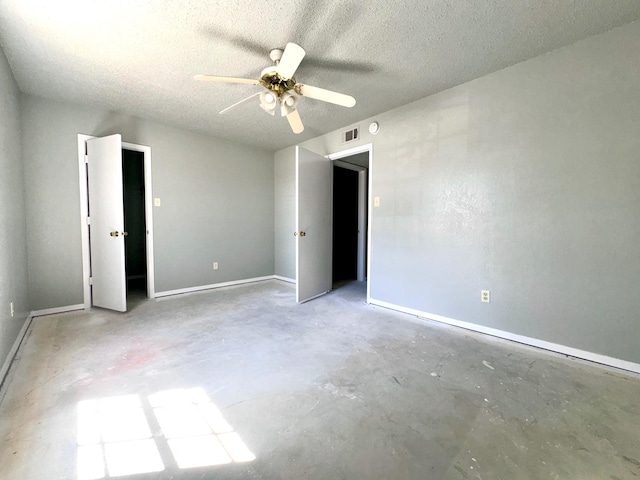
[{"xmin": 481, "ymin": 290, "xmax": 490, "ymax": 303}]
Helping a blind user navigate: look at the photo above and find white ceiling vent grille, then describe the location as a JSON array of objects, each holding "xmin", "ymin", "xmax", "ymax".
[{"xmin": 342, "ymin": 126, "xmax": 359, "ymax": 143}]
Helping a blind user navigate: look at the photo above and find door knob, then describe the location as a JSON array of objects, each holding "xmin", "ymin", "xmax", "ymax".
[
  {"xmin": 299, "ymin": 231, "xmax": 306, "ymax": 237},
  {"xmin": 110, "ymin": 231, "xmax": 119, "ymax": 237}
]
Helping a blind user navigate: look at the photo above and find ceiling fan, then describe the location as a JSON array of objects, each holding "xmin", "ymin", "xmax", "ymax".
[{"xmin": 194, "ymin": 42, "xmax": 356, "ymax": 134}]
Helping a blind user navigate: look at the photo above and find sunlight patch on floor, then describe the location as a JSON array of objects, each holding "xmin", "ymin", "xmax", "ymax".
[{"xmin": 76, "ymin": 388, "xmax": 254, "ymax": 479}]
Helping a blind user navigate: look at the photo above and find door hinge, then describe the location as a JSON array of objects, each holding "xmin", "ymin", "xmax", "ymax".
[
  {"xmin": 86, "ymin": 216, "xmax": 91, "ymax": 225},
  {"xmin": 89, "ymin": 276, "xmax": 93, "ymax": 285}
]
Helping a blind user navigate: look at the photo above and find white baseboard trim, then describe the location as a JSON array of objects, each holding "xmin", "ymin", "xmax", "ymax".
[
  {"xmin": 31, "ymin": 304, "xmax": 86, "ymax": 317},
  {"xmin": 273, "ymin": 275, "xmax": 296, "ymax": 284},
  {"xmin": 155, "ymin": 276, "xmax": 275, "ymax": 298},
  {"xmin": 0, "ymin": 315, "xmax": 34, "ymax": 388},
  {"xmin": 369, "ymin": 298, "xmax": 640, "ymax": 375}
]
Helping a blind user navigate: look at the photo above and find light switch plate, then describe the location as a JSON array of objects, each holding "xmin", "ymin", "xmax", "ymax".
[
  {"xmin": 374, "ymin": 196, "xmax": 380, "ymax": 207},
  {"xmin": 154, "ymin": 198, "xmax": 161, "ymax": 207}
]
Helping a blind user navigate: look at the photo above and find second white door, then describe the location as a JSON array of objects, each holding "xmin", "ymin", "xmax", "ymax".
[
  {"xmin": 296, "ymin": 146, "xmax": 332, "ymax": 303},
  {"xmin": 86, "ymin": 134, "xmax": 127, "ymax": 312}
]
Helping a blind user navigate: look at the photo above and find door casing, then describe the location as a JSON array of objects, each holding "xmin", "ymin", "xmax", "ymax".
[{"xmin": 77, "ymin": 134, "xmax": 156, "ymax": 308}]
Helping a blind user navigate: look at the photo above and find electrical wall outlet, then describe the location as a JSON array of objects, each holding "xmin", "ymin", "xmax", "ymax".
[
  {"xmin": 213, "ymin": 262, "xmax": 218, "ymax": 270},
  {"xmin": 10, "ymin": 301, "xmax": 14, "ymax": 317},
  {"xmin": 481, "ymin": 290, "xmax": 490, "ymax": 303}
]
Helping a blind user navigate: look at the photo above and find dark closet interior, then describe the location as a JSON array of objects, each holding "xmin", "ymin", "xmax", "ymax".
[
  {"xmin": 122, "ymin": 149, "xmax": 147, "ymax": 295},
  {"xmin": 332, "ymin": 166, "xmax": 359, "ymax": 284}
]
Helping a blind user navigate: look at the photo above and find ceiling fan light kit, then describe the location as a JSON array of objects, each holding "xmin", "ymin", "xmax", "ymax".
[
  {"xmin": 280, "ymin": 91, "xmax": 298, "ymax": 117},
  {"xmin": 195, "ymin": 42, "xmax": 356, "ymax": 134},
  {"xmin": 259, "ymin": 91, "xmax": 277, "ymax": 116}
]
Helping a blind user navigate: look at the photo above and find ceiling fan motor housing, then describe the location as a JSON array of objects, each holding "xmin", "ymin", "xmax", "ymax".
[{"xmin": 260, "ymin": 68, "xmax": 296, "ymax": 95}]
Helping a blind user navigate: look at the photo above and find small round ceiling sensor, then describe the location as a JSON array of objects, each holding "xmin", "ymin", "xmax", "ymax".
[{"xmin": 368, "ymin": 122, "xmax": 380, "ymax": 135}]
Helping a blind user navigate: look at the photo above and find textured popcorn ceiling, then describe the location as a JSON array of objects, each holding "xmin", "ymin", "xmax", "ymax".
[{"xmin": 1, "ymin": 0, "xmax": 639, "ymax": 151}]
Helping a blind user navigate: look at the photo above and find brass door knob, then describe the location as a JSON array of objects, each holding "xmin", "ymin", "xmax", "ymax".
[
  {"xmin": 299, "ymin": 231, "xmax": 306, "ymax": 237},
  {"xmin": 110, "ymin": 231, "xmax": 119, "ymax": 237}
]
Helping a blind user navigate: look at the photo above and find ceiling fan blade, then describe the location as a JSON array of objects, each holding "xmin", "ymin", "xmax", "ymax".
[
  {"xmin": 219, "ymin": 92, "xmax": 261, "ymax": 114},
  {"xmin": 286, "ymin": 109, "xmax": 304, "ymax": 134},
  {"xmin": 295, "ymin": 84, "xmax": 356, "ymax": 108},
  {"xmin": 276, "ymin": 42, "xmax": 306, "ymax": 80},
  {"xmin": 194, "ymin": 75, "xmax": 259, "ymax": 85}
]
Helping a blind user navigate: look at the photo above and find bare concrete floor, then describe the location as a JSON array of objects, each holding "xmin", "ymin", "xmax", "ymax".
[{"xmin": 1, "ymin": 280, "xmax": 639, "ymax": 479}]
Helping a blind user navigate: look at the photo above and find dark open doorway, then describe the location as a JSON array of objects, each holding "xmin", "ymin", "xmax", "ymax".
[
  {"xmin": 331, "ymin": 151, "xmax": 369, "ymax": 292},
  {"xmin": 122, "ymin": 149, "xmax": 147, "ymax": 297},
  {"xmin": 332, "ymin": 166, "xmax": 359, "ymax": 284}
]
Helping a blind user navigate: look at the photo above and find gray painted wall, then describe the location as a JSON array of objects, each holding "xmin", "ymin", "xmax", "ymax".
[
  {"xmin": 276, "ymin": 21, "xmax": 640, "ymax": 364},
  {"xmin": 0, "ymin": 45, "xmax": 29, "ymax": 375},
  {"xmin": 274, "ymin": 147, "xmax": 296, "ymax": 280},
  {"xmin": 21, "ymin": 95, "xmax": 274, "ymax": 309}
]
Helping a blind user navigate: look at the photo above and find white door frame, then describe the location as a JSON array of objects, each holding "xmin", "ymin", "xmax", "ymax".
[
  {"xmin": 77, "ymin": 134, "xmax": 156, "ymax": 308},
  {"xmin": 327, "ymin": 143, "xmax": 373, "ymax": 303}
]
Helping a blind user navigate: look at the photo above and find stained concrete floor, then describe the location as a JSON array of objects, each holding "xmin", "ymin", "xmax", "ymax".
[{"xmin": 1, "ymin": 280, "xmax": 640, "ymax": 480}]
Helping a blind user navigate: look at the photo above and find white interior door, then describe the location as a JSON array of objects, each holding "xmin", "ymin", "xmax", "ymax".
[
  {"xmin": 296, "ymin": 146, "xmax": 332, "ymax": 303},
  {"xmin": 87, "ymin": 134, "xmax": 127, "ymax": 312}
]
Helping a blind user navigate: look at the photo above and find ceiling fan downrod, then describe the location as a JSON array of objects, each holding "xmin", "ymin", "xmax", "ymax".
[{"xmin": 269, "ymin": 48, "xmax": 284, "ymax": 65}]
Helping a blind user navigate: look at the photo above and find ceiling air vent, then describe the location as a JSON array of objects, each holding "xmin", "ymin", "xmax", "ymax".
[{"xmin": 342, "ymin": 126, "xmax": 359, "ymax": 143}]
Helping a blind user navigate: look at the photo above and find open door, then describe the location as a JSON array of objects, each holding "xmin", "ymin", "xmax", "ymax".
[
  {"xmin": 87, "ymin": 134, "xmax": 127, "ymax": 312},
  {"xmin": 296, "ymin": 146, "xmax": 331, "ymax": 303}
]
